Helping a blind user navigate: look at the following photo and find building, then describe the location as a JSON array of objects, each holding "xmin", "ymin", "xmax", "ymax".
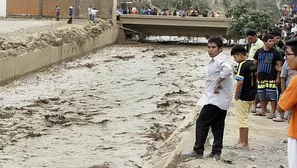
[
  {"xmin": 0, "ymin": 0, "xmax": 7, "ymax": 17},
  {"xmin": 3, "ymin": 0, "xmax": 116, "ymax": 19}
]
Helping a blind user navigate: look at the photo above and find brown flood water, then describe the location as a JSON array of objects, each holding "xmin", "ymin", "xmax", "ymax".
[{"xmin": 0, "ymin": 44, "xmax": 228, "ymax": 168}]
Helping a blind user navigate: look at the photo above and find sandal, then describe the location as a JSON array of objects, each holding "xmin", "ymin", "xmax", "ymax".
[
  {"xmin": 267, "ymin": 114, "xmax": 276, "ymax": 119},
  {"xmin": 256, "ymin": 104, "xmax": 261, "ymax": 108},
  {"xmin": 253, "ymin": 113, "xmax": 266, "ymax": 116},
  {"xmin": 232, "ymin": 143, "xmax": 249, "ymax": 150},
  {"xmin": 273, "ymin": 116, "xmax": 285, "ymax": 122},
  {"xmin": 251, "ymin": 109, "xmax": 257, "ymax": 113}
]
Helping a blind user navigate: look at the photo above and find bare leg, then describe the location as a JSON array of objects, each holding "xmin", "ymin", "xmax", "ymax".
[
  {"xmin": 241, "ymin": 128, "xmax": 249, "ymax": 149},
  {"xmin": 270, "ymin": 100, "xmax": 277, "ymax": 115},
  {"xmin": 238, "ymin": 128, "xmax": 243, "ymax": 144},
  {"xmin": 252, "ymin": 95, "xmax": 258, "ymax": 112},
  {"xmin": 260, "ymin": 99, "xmax": 268, "ymax": 115}
]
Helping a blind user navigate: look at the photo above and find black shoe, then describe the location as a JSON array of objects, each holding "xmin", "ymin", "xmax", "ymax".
[
  {"xmin": 206, "ymin": 152, "xmax": 220, "ymax": 161},
  {"xmin": 213, "ymin": 154, "xmax": 221, "ymax": 161},
  {"xmin": 183, "ymin": 151, "xmax": 203, "ymax": 159}
]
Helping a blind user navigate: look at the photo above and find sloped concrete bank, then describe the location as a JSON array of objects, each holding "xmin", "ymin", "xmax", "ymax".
[
  {"xmin": 143, "ymin": 104, "xmax": 201, "ymax": 168},
  {"xmin": 0, "ymin": 25, "xmax": 119, "ymax": 85}
]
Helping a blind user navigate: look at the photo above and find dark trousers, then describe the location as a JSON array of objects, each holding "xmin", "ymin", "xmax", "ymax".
[
  {"xmin": 194, "ymin": 104, "xmax": 227, "ymax": 155},
  {"xmin": 56, "ymin": 12, "xmax": 60, "ymax": 21},
  {"xmin": 68, "ymin": 16, "xmax": 73, "ymax": 24}
]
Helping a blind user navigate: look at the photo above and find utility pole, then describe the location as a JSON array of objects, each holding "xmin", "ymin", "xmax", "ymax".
[
  {"xmin": 75, "ymin": 0, "xmax": 80, "ymax": 18},
  {"xmin": 39, "ymin": 0, "xmax": 43, "ymax": 18}
]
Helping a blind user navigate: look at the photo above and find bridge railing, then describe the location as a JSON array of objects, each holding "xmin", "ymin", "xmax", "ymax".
[{"xmin": 120, "ymin": 15, "xmax": 231, "ymax": 28}]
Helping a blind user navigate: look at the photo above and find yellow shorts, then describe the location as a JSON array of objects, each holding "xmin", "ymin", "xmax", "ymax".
[{"xmin": 235, "ymin": 100, "xmax": 253, "ymax": 128}]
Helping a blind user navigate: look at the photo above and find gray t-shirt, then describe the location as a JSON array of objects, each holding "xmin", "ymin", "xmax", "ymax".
[{"xmin": 280, "ymin": 61, "xmax": 297, "ymax": 86}]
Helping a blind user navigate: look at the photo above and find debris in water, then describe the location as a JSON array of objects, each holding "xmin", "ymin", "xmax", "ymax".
[
  {"xmin": 0, "ymin": 111, "xmax": 15, "ymax": 119},
  {"xmin": 84, "ymin": 63, "xmax": 95, "ymax": 69},
  {"xmin": 44, "ymin": 114, "xmax": 69, "ymax": 124},
  {"xmin": 49, "ymin": 97, "xmax": 60, "ymax": 101},
  {"xmin": 164, "ymin": 89, "xmax": 187, "ymax": 97},
  {"xmin": 35, "ymin": 98, "xmax": 50, "ymax": 104},
  {"xmin": 113, "ymin": 55, "xmax": 135, "ymax": 60},
  {"xmin": 153, "ymin": 53, "xmax": 166, "ymax": 58},
  {"xmin": 25, "ymin": 131, "xmax": 42, "ymax": 138},
  {"xmin": 89, "ymin": 162, "xmax": 111, "ymax": 168}
]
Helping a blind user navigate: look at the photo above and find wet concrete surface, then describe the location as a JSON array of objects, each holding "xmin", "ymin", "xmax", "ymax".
[{"xmin": 0, "ymin": 44, "xmax": 213, "ymax": 167}]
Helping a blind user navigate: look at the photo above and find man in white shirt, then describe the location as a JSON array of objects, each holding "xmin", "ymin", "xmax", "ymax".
[
  {"xmin": 215, "ymin": 12, "xmax": 220, "ymax": 18},
  {"xmin": 91, "ymin": 8, "xmax": 98, "ymax": 22},
  {"xmin": 247, "ymin": 30, "xmax": 264, "ymax": 60},
  {"xmin": 88, "ymin": 6, "xmax": 92, "ymax": 20},
  {"xmin": 280, "ymin": 26, "xmax": 287, "ymax": 38},
  {"xmin": 184, "ymin": 36, "xmax": 233, "ymax": 161}
]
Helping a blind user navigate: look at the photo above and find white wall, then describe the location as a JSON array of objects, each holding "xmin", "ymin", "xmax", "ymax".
[{"xmin": 0, "ymin": 0, "xmax": 7, "ymax": 17}]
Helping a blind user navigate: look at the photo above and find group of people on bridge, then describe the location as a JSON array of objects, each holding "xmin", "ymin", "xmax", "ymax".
[{"xmin": 116, "ymin": 7, "xmax": 221, "ymax": 19}]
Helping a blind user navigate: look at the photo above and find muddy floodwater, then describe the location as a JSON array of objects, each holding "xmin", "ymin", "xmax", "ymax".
[{"xmin": 0, "ymin": 44, "xmax": 226, "ymax": 168}]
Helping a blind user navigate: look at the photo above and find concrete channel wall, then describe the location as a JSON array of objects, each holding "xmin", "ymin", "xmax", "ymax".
[
  {"xmin": 0, "ymin": 0, "xmax": 7, "ymax": 17},
  {"xmin": 0, "ymin": 25, "xmax": 119, "ymax": 85}
]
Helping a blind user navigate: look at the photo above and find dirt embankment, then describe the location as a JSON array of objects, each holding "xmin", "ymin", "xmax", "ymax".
[{"xmin": 0, "ymin": 19, "xmax": 111, "ymax": 58}]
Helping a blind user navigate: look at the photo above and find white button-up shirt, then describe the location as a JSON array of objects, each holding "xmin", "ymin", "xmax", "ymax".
[{"xmin": 200, "ymin": 52, "xmax": 233, "ymax": 111}]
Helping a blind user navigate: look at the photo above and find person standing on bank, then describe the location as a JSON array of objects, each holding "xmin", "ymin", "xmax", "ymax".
[
  {"xmin": 88, "ymin": 5, "xmax": 92, "ymax": 20},
  {"xmin": 277, "ymin": 38, "xmax": 297, "ymax": 168},
  {"xmin": 68, "ymin": 6, "xmax": 73, "ymax": 24},
  {"xmin": 231, "ymin": 45, "xmax": 257, "ymax": 150},
  {"xmin": 55, "ymin": 6, "xmax": 60, "ymax": 21},
  {"xmin": 253, "ymin": 34, "xmax": 282, "ymax": 119},
  {"xmin": 184, "ymin": 36, "xmax": 233, "ymax": 161},
  {"xmin": 246, "ymin": 30, "xmax": 264, "ymax": 113}
]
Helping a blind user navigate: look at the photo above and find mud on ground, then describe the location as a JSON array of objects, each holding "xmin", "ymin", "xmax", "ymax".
[{"xmin": 0, "ymin": 19, "xmax": 111, "ymax": 58}]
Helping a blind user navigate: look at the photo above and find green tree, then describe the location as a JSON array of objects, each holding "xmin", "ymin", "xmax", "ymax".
[
  {"xmin": 257, "ymin": 0, "xmax": 281, "ymax": 21},
  {"xmin": 222, "ymin": 0, "xmax": 231, "ymax": 8},
  {"xmin": 227, "ymin": 10, "xmax": 274, "ymax": 39},
  {"xmin": 225, "ymin": 0, "xmax": 251, "ymax": 19},
  {"xmin": 226, "ymin": 0, "xmax": 279, "ymax": 39},
  {"xmin": 195, "ymin": 0, "xmax": 211, "ymax": 11}
]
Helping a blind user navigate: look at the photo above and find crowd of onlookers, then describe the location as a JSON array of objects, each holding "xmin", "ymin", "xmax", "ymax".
[
  {"xmin": 116, "ymin": 7, "xmax": 221, "ymax": 20},
  {"xmin": 184, "ymin": 15, "xmax": 297, "ymax": 167}
]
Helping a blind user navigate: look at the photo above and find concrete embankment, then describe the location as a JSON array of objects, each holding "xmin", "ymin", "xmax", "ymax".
[
  {"xmin": 0, "ymin": 22, "xmax": 119, "ymax": 85},
  {"xmin": 143, "ymin": 104, "xmax": 201, "ymax": 168}
]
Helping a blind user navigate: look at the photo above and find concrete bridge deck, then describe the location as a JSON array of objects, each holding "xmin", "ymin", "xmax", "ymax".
[{"xmin": 120, "ymin": 15, "xmax": 231, "ymax": 38}]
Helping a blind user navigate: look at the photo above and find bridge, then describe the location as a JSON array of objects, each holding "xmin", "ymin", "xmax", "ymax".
[{"xmin": 119, "ymin": 15, "xmax": 231, "ymax": 39}]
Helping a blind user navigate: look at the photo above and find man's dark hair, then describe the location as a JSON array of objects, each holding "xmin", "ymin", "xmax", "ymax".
[
  {"xmin": 258, "ymin": 35, "xmax": 263, "ymax": 40},
  {"xmin": 262, "ymin": 34, "xmax": 274, "ymax": 42},
  {"xmin": 271, "ymin": 30, "xmax": 281, "ymax": 37},
  {"xmin": 286, "ymin": 38, "xmax": 297, "ymax": 56},
  {"xmin": 230, "ymin": 45, "xmax": 247, "ymax": 56},
  {"xmin": 278, "ymin": 40, "xmax": 284, "ymax": 48},
  {"xmin": 208, "ymin": 36, "xmax": 224, "ymax": 48},
  {"xmin": 246, "ymin": 30, "xmax": 257, "ymax": 36}
]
